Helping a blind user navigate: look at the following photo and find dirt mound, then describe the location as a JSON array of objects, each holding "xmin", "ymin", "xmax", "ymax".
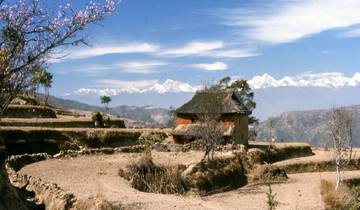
[
  {"xmin": 183, "ymin": 156, "xmax": 248, "ymax": 195},
  {"xmin": 119, "ymin": 154, "xmax": 187, "ymax": 194},
  {"xmin": 250, "ymin": 164, "xmax": 288, "ymax": 183}
]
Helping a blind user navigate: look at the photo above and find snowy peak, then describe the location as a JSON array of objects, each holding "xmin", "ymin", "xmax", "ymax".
[
  {"xmin": 145, "ymin": 79, "xmax": 200, "ymax": 94},
  {"xmin": 248, "ymin": 72, "xmax": 360, "ymax": 89},
  {"xmin": 69, "ymin": 72, "xmax": 360, "ymax": 96},
  {"xmin": 71, "ymin": 79, "xmax": 200, "ymax": 96}
]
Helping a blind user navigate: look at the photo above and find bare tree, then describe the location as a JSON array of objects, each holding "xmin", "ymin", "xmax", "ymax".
[
  {"xmin": 0, "ymin": 0, "xmax": 118, "ymax": 114},
  {"xmin": 268, "ymin": 117, "xmax": 275, "ymax": 149},
  {"xmin": 329, "ymin": 107, "xmax": 352, "ymax": 189},
  {"xmin": 345, "ymin": 113, "xmax": 354, "ymax": 161},
  {"xmin": 192, "ymin": 88, "xmax": 224, "ymax": 161}
]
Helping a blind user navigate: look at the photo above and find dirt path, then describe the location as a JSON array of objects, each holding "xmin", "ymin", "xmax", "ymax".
[{"xmin": 18, "ymin": 151, "xmax": 360, "ymax": 210}]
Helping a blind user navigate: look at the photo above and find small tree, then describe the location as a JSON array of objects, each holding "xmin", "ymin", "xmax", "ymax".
[
  {"xmin": 192, "ymin": 88, "xmax": 224, "ymax": 161},
  {"xmin": 166, "ymin": 106, "xmax": 176, "ymax": 128},
  {"xmin": 266, "ymin": 182, "xmax": 279, "ymax": 210},
  {"xmin": 38, "ymin": 70, "xmax": 53, "ymax": 106},
  {"xmin": 329, "ymin": 107, "xmax": 352, "ymax": 189},
  {"xmin": 100, "ymin": 95, "xmax": 112, "ymax": 114},
  {"xmin": 345, "ymin": 113, "xmax": 354, "ymax": 161},
  {"xmin": 217, "ymin": 77, "xmax": 258, "ymax": 125},
  {"xmin": 268, "ymin": 117, "xmax": 275, "ymax": 149}
]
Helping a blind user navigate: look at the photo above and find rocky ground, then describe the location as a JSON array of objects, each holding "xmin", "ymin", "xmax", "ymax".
[{"xmin": 17, "ymin": 149, "xmax": 360, "ymax": 210}]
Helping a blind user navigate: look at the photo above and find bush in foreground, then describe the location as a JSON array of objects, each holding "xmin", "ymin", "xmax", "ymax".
[
  {"xmin": 183, "ymin": 156, "xmax": 248, "ymax": 195},
  {"xmin": 320, "ymin": 179, "xmax": 360, "ymax": 210},
  {"xmin": 118, "ymin": 154, "xmax": 187, "ymax": 194}
]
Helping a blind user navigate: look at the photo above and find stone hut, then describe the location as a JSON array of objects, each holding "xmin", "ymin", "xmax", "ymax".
[{"xmin": 173, "ymin": 89, "xmax": 250, "ymax": 145}]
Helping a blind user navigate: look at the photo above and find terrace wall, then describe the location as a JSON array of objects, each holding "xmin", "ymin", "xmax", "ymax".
[
  {"xmin": 0, "ymin": 118, "xmax": 125, "ymax": 128},
  {"xmin": 0, "ymin": 127, "xmax": 170, "ymax": 155}
]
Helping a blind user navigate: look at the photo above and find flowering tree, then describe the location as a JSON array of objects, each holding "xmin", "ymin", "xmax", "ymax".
[{"xmin": 0, "ymin": 0, "xmax": 118, "ymax": 114}]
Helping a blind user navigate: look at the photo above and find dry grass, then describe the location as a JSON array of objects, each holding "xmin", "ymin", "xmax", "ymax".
[
  {"xmin": 320, "ymin": 179, "xmax": 349, "ymax": 210},
  {"xmin": 250, "ymin": 164, "xmax": 288, "ymax": 183},
  {"xmin": 184, "ymin": 155, "xmax": 248, "ymax": 195},
  {"xmin": 118, "ymin": 154, "xmax": 187, "ymax": 195},
  {"xmin": 75, "ymin": 197, "xmax": 124, "ymax": 210}
]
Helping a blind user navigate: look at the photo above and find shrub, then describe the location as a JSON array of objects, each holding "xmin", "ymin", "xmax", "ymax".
[
  {"xmin": 103, "ymin": 116, "xmax": 111, "ymax": 128},
  {"xmin": 320, "ymin": 179, "xmax": 349, "ymax": 210},
  {"xmin": 92, "ymin": 112, "xmax": 104, "ymax": 128},
  {"xmin": 138, "ymin": 132, "xmax": 165, "ymax": 149},
  {"xmin": 247, "ymin": 148, "xmax": 267, "ymax": 165},
  {"xmin": 183, "ymin": 156, "xmax": 247, "ymax": 195},
  {"xmin": 118, "ymin": 154, "xmax": 187, "ymax": 194},
  {"xmin": 266, "ymin": 182, "xmax": 279, "ymax": 210},
  {"xmin": 345, "ymin": 186, "xmax": 360, "ymax": 210},
  {"xmin": 59, "ymin": 141, "xmax": 80, "ymax": 152},
  {"xmin": 251, "ymin": 164, "xmax": 288, "ymax": 183}
]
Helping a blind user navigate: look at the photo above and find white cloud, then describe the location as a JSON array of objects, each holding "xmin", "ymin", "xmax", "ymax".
[
  {"xmin": 207, "ymin": 49, "xmax": 259, "ymax": 58},
  {"xmin": 95, "ymin": 79, "xmax": 158, "ymax": 89},
  {"xmin": 50, "ymin": 43, "xmax": 159, "ymax": 63},
  {"xmin": 160, "ymin": 41, "xmax": 224, "ymax": 57},
  {"xmin": 116, "ymin": 60, "xmax": 167, "ymax": 74},
  {"xmin": 222, "ymin": 0, "xmax": 360, "ymax": 44},
  {"xmin": 190, "ymin": 62, "xmax": 228, "ymax": 71},
  {"xmin": 248, "ymin": 72, "xmax": 360, "ymax": 89},
  {"xmin": 340, "ymin": 27, "xmax": 360, "ymax": 38},
  {"xmin": 158, "ymin": 40, "xmax": 258, "ymax": 58}
]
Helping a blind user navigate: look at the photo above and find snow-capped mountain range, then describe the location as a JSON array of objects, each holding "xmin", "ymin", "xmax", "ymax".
[
  {"xmin": 69, "ymin": 72, "xmax": 360, "ymax": 96},
  {"xmin": 248, "ymin": 72, "xmax": 360, "ymax": 89}
]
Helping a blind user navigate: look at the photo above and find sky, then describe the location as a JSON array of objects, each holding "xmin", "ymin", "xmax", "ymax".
[{"xmin": 49, "ymin": 0, "xmax": 360, "ymax": 103}]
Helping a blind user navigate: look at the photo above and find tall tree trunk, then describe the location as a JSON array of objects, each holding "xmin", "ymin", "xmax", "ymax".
[
  {"xmin": 44, "ymin": 86, "xmax": 49, "ymax": 106},
  {"xmin": 335, "ymin": 153, "xmax": 341, "ymax": 190},
  {"xmin": 349, "ymin": 126, "xmax": 353, "ymax": 162}
]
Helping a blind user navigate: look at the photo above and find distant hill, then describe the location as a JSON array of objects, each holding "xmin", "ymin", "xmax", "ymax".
[
  {"xmin": 256, "ymin": 105, "xmax": 360, "ymax": 146},
  {"xmin": 42, "ymin": 95, "xmax": 170, "ymax": 126}
]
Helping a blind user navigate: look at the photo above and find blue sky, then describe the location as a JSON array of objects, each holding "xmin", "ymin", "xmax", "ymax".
[{"xmin": 49, "ymin": 0, "xmax": 360, "ymax": 101}]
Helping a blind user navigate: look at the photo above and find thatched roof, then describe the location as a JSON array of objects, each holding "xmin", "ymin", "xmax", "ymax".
[
  {"xmin": 176, "ymin": 89, "xmax": 250, "ymax": 115},
  {"xmin": 173, "ymin": 124, "xmax": 234, "ymax": 137}
]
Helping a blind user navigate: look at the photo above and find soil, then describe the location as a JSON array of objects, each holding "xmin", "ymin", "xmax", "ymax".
[{"xmin": 19, "ymin": 150, "xmax": 360, "ymax": 210}]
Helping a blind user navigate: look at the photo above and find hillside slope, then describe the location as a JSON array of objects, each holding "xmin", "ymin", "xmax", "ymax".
[
  {"xmin": 256, "ymin": 105, "xmax": 360, "ymax": 146},
  {"xmin": 42, "ymin": 95, "xmax": 170, "ymax": 126}
]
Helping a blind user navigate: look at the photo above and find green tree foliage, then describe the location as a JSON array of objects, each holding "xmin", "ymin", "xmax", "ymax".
[
  {"xmin": 100, "ymin": 95, "xmax": 112, "ymax": 113},
  {"xmin": 38, "ymin": 70, "xmax": 53, "ymax": 106},
  {"xmin": 215, "ymin": 76, "xmax": 258, "ymax": 124}
]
